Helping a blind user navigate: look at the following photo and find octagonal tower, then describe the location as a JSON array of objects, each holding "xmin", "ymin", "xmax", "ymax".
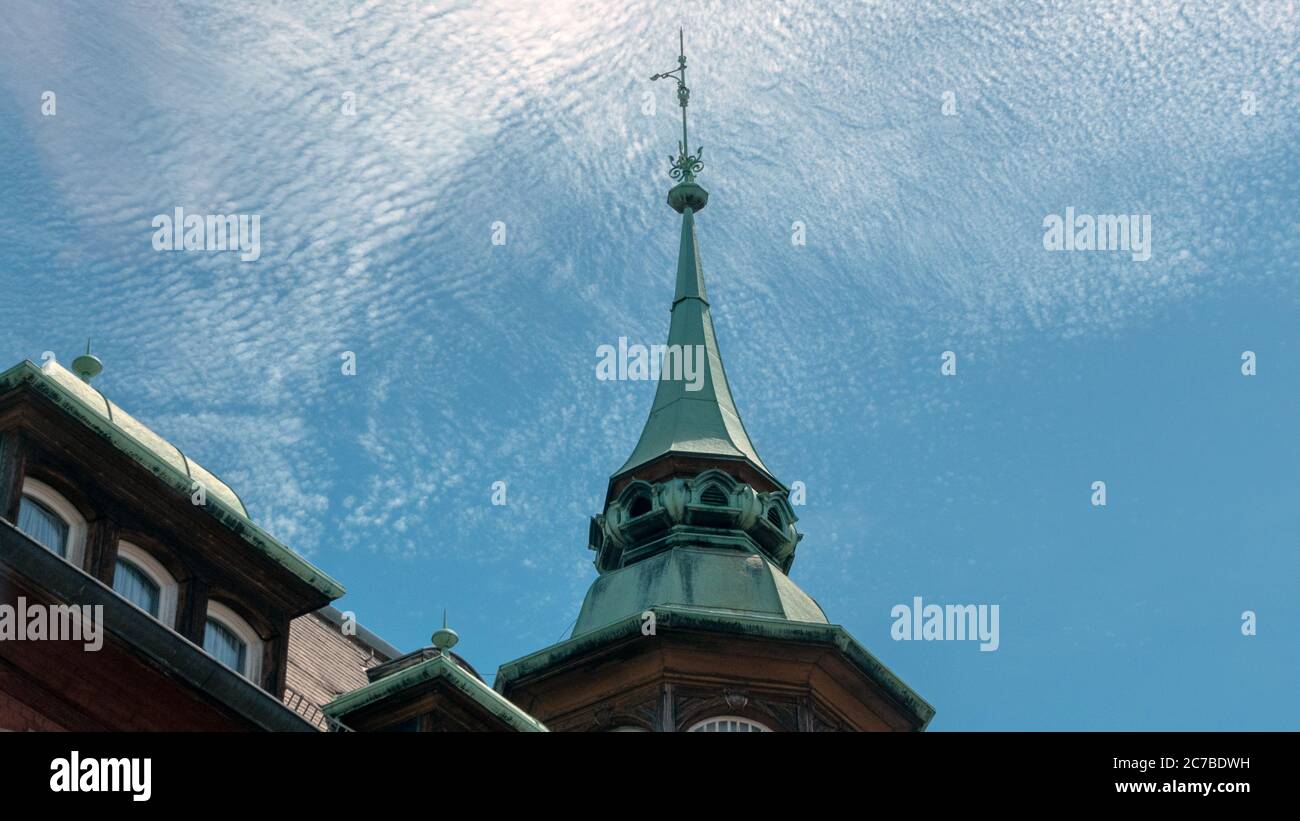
[{"xmin": 495, "ymin": 31, "xmax": 933, "ymax": 732}]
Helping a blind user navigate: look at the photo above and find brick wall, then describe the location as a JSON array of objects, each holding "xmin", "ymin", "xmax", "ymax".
[{"xmin": 283, "ymin": 610, "xmax": 391, "ymax": 729}]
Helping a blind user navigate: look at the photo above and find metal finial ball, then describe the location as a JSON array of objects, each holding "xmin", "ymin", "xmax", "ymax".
[
  {"xmin": 667, "ymin": 181, "xmax": 709, "ymax": 213},
  {"xmin": 71, "ymin": 353, "xmax": 103, "ymax": 382},
  {"xmin": 431, "ymin": 626, "xmax": 459, "ymax": 652}
]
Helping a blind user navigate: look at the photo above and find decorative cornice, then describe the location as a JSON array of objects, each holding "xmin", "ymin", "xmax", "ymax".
[
  {"xmin": 590, "ymin": 469, "xmax": 801, "ymax": 573},
  {"xmin": 494, "ymin": 605, "xmax": 937, "ymax": 731}
]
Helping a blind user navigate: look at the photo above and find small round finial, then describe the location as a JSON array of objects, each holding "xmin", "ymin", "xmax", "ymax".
[
  {"xmin": 431, "ymin": 610, "xmax": 459, "ymax": 652},
  {"xmin": 71, "ymin": 340, "xmax": 103, "ymax": 383},
  {"xmin": 668, "ymin": 181, "xmax": 709, "ymax": 213}
]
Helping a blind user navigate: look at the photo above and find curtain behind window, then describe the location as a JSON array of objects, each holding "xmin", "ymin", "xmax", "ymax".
[
  {"xmin": 204, "ymin": 618, "xmax": 248, "ymax": 674},
  {"xmin": 113, "ymin": 559, "xmax": 161, "ymax": 618},
  {"xmin": 17, "ymin": 496, "xmax": 69, "ymax": 557}
]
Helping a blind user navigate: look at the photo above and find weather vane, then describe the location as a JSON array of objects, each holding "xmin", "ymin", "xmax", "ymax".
[{"xmin": 651, "ymin": 28, "xmax": 703, "ymax": 183}]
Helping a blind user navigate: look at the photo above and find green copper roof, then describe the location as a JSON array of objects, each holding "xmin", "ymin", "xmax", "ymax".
[
  {"xmin": 614, "ymin": 208, "xmax": 774, "ymax": 483},
  {"xmin": 573, "ymin": 545, "xmax": 826, "ymax": 637},
  {"xmin": 0, "ymin": 359, "xmax": 344, "ymax": 601},
  {"xmin": 617, "ymin": 32, "xmax": 774, "ymax": 486},
  {"xmin": 324, "ymin": 653, "xmax": 548, "ymax": 732},
  {"xmin": 35, "ymin": 359, "xmax": 250, "ymax": 515}
]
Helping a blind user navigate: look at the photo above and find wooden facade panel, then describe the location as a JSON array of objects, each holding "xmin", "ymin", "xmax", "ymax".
[
  {"xmin": 0, "ymin": 428, "xmax": 28, "ymax": 523},
  {"xmin": 0, "ymin": 388, "xmax": 323, "ymax": 620},
  {"xmin": 0, "ymin": 385, "xmax": 335, "ymax": 700},
  {"xmin": 0, "ymin": 582, "xmax": 252, "ymax": 731}
]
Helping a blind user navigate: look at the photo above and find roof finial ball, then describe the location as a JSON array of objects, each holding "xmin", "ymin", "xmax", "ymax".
[
  {"xmin": 71, "ymin": 340, "xmax": 103, "ymax": 384},
  {"xmin": 431, "ymin": 610, "xmax": 459, "ymax": 653}
]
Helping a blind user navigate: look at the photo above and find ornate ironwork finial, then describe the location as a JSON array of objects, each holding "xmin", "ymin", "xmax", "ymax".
[{"xmin": 651, "ymin": 28, "xmax": 704, "ymax": 185}]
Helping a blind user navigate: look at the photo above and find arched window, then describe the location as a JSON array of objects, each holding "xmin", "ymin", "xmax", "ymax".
[
  {"xmin": 700, "ymin": 484, "xmax": 729, "ymax": 506},
  {"xmin": 112, "ymin": 542, "xmax": 178, "ymax": 625},
  {"xmin": 114, "ymin": 561, "xmax": 158, "ymax": 615},
  {"xmin": 203, "ymin": 601, "xmax": 262, "ymax": 684},
  {"xmin": 15, "ymin": 479, "xmax": 86, "ymax": 566},
  {"xmin": 628, "ymin": 494, "xmax": 652, "ymax": 518},
  {"xmin": 687, "ymin": 716, "xmax": 771, "ymax": 732},
  {"xmin": 766, "ymin": 506, "xmax": 784, "ymax": 529}
]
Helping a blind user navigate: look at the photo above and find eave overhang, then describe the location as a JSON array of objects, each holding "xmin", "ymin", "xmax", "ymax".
[
  {"xmin": 0, "ymin": 521, "xmax": 318, "ymax": 731},
  {"xmin": 495, "ymin": 604, "xmax": 935, "ymax": 730},
  {"xmin": 0, "ymin": 360, "xmax": 344, "ymax": 601},
  {"xmin": 325, "ymin": 653, "xmax": 547, "ymax": 732}
]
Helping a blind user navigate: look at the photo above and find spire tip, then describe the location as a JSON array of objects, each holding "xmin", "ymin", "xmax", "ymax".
[{"xmin": 650, "ymin": 29, "xmax": 705, "ymax": 192}]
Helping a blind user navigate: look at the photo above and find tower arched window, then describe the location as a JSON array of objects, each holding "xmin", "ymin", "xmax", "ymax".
[
  {"xmin": 15, "ymin": 479, "xmax": 86, "ymax": 567},
  {"xmin": 203, "ymin": 601, "xmax": 262, "ymax": 684},
  {"xmin": 112, "ymin": 541, "xmax": 178, "ymax": 625},
  {"xmin": 766, "ymin": 506, "xmax": 783, "ymax": 529},
  {"xmin": 628, "ymin": 494, "xmax": 652, "ymax": 518},
  {"xmin": 688, "ymin": 716, "xmax": 771, "ymax": 732},
  {"xmin": 700, "ymin": 484, "xmax": 728, "ymax": 506}
]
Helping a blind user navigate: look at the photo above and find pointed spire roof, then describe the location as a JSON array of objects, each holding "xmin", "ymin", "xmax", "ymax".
[
  {"xmin": 613, "ymin": 33, "xmax": 777, "ymax": 489},
  {"xmin": 613, "ymin": 209, "xmax": 775, "ymax": 484}
]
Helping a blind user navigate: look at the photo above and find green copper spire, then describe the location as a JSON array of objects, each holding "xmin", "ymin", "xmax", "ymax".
[{"xmin": 613, "ymin": 32, "xmax": 775, "ymax": 488}]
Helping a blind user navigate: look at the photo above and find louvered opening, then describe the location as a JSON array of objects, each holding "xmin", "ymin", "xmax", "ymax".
[
  {"xmin": 700, "ymin": 485, "xmax": 728, "ymax": 506},
  {"xmin": 767, "ymin": 507, "xmax": 783, "ymax": 528}
]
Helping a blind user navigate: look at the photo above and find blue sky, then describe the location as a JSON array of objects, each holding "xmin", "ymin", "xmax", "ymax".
[{"xmin": 1, "ymin": 1, "xmax": 1296, "ymax": 729}]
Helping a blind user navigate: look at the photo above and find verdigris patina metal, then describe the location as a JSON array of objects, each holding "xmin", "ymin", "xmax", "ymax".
[
  {"xmin": 495, "ymin": 32, "xmax": 933, "ymax": 731},
  {"xmin": 579, "ymin": 31, "xmax": 821, "ymax": 633}
]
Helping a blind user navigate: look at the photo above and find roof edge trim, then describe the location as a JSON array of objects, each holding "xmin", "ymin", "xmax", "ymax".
[{"xmin": 0, "ymin": 360, "xmax": 345, "ymax": 601}]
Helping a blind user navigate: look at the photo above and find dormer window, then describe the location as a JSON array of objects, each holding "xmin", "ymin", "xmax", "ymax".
[
  {"xmin": 203, "ymin": 601, "xmax": 262, "ymax": 684},
  {"xmin": 112, "ymin": 542, "xmax": 178, "ymax": 625},
  {"xmin": 15, "ymin": 479, "xmax": 86, "ymax": 567}
]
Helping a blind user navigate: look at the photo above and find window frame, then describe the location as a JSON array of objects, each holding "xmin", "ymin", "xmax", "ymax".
[
  {"xmin": 17, "ymin": 478, "xmax": 87, "ymax": 568},
  {"xmin": 686, "ymin": 715, "xmax": 772, "ymax": 733},
  {"xmin": 627, "ymin": 493, "xmax": 653, "ymax": 518},
  {"xmin": 203, "ymin": 600, "xmax": 263, "ymax": 685},
  {"xmin": 113, "ymin": 541, "xmax": 178, "ymax": 626}
]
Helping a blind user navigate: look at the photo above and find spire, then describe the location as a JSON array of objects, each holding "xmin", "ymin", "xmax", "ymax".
[{"xmin": 613, "ymin": 31, "xmax": 776, "ymax": 490}]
